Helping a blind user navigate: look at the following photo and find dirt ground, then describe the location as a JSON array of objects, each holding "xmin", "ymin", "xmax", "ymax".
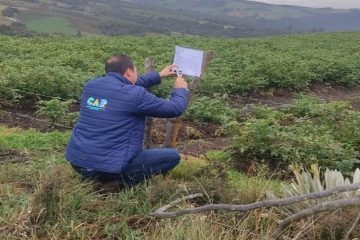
[
  {"xmin": 0, "ymin": 149, "xmax": 30, "ymax": 164},
  {"xmin": 231, "ymin": 84, "xmax": 360, "ymax": 109},
  {"xmin": 0, "ymin": 84, "xmax": 359, "ymax": 156},
  {"xmin": 150, "ymin": 118, "xmax": 229, "ymax": 156},
  {"xmin": 0, "ymin": 108, "xmax": 227, "ymax": 156}
]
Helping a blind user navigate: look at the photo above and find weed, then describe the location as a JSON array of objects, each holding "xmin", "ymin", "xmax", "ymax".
[{"xmin": 36, "ymin": 98, "xmax": 78, "ymax": 127}]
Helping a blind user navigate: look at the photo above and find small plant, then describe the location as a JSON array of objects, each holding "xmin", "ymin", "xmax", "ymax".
[
  {"xmin": 36, "ymin": 98, "xmax": 78, "ymax": 127},
  {"xmin": 206, "ymin": 150, "xmax": 232, "ymax": 163},
  {"xmin": 184, "ymin": 126, "xmax": 203, "ymax": 139},
  {"xmin": 282, "ymin": 164, "xmax": 360, "ymax": 197},
  {"xmin": 185, "ymin": 95, "xmax": 237, "ymax": 123},
  {"xmin": 273, "ymin": 165, "xmax": 360, "ymax": 215}
]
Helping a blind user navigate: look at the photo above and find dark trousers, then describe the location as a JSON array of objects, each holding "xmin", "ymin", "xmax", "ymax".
[{"xmin": 71, "ymin": 148, "xmax": 180, "ymax": 186}]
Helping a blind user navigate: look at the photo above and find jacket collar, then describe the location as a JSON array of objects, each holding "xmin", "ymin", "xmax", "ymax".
[{"xmin": 106, "ymin": 72, "xmax": 133, "ymax": 85}]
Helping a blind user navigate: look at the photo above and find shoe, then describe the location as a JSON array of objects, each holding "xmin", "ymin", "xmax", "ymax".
[{"xmin": 98, "ymin": 180, "xmax": 124, "ymax": 193}]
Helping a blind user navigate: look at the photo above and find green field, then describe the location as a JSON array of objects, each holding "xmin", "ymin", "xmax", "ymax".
[
  {"xmin": 1, "ymin": 32, "xmax": 360, "ymax": 103},
  {"xmin": 23, "ymin": 15, "xmax": 77, "ymax": 35},
  {"xmin": 1, "ymin": 32, "xmax": 360, "ymax": 239}
]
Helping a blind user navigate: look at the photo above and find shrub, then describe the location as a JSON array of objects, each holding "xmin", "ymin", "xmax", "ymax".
[
  {"xmin": 35, "ymin": 98, "xmax": 78, "ymax": 127},
  {"xmin": 227, "ymin": 95, "xmax": 360, "ymax": 173},
  {"xmin": 185, "ymin": 95, "xmax": 237, "ymax": 123}
]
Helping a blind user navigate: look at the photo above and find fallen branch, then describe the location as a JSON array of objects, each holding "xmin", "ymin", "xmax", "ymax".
[
  {"xmin": 154, "ymin": 193, "xmax": 204, "ymax": 213},
  {"xmin": 149, "ymin": 182, "xmax": 360, "ymax": 218},
  {"xmin": 272, "ymin": 197, "xmax": 360, "ymax": 238}
]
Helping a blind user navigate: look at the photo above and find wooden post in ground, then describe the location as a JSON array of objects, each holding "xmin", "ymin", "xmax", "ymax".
[
  {"xmin": 164, "ymin": 51, "xmax": 213, "ymax": 148},
  {"xmin": 142, "ymin": 57, "xmax": 156, "ymax": 149}
]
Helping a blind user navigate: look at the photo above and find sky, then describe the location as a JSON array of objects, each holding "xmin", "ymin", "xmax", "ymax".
[{"xmin": 248, "ymin": 0, "xmax": 360, "ymax": 9}]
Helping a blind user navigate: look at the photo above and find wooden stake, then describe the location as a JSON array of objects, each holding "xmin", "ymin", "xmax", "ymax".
[
  {"xmin": 142, "ymin": 57, "xmax": 156, "ymax": 149},
  {"xmin": 164, "ymin": 51, "xmax": 213, "ymax": 148}
]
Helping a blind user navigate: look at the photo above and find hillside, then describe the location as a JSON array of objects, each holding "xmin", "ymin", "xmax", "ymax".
[
  {"xmin": 0, "ymin": 0, "xmax": 360, "ymax": 37},
  {"xmin": 1, "ymin": 32, "xmax": 360, "ymax": 239}
]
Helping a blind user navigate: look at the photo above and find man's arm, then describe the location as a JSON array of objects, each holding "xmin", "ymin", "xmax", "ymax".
[
  {"xmin": 136, "ymin": 65, "xmax": 177, "ymax": 89},
  {"xmin": 136, "ymin": 75, "xmax": 189, "ymax": 118},
  {"xmin": 136, "ymin": 72, "xmax": 161, "ymax": 89},
  {"xmin": 135, "ymin": 87, "xmax": 189, "ymax": 118}
]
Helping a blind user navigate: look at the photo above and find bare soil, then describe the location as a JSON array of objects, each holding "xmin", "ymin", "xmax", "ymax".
[
  {"xmin": 0, "ymin": 149, "xmax": 30, "ymax": 164},
  {"xmin": 0, "ymin": 109, "xmax": 50, "ymax": 131},
  {"xmin": 151, "ymin": 118, "xmax": 230, "ymax": 156},
  {"xmin": 309, "ymin": 84, "xmax": 360, "ymax": 109},
  {"xmin": 232, "ymin": 84, "xmax": 360, "ymax": 109},
  {"xmin": 0, "ymin": 107, "xmax": 226, "ymax": 156}
]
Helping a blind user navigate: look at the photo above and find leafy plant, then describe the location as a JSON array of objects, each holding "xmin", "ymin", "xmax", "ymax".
[
  {"xmin": 271, "ymin": 164, "xmax": 360, "ymax": 215},
  {"xmin": 185, "ymin": 95, "xmax": 237, "ymax": 123},
  {"xmin": 283, "ymin": 164, "xmax": 360, "ymax": 197},
  {"xmin": 228, "ymin": 95, "xmax": 360, "ymax": 173},
  {"xmin": 35, "ymin": 98, "xmax": 78, "ymax": 127},
  {"xmin": 1, "ymin": 32, "xmax": 360, "ymax": 105}
]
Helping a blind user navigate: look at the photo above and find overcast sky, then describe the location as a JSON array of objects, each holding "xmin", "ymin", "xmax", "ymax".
[{"xmin": 248, "ymin": 0, "xmax": 360, "ymax": 9}]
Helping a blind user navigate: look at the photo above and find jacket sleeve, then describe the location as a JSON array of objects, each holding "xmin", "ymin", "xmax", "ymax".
[
  {"xmin": 135, "ymin": 87, "xmax": 189, "ymax": 118},
  {"xmin": 136, "ymin": 72, "xmax": 161, "ymax": 89}
]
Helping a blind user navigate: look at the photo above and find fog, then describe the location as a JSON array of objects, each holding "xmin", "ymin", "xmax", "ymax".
[{"xmin": 248, "ymin": 0, "xmax": 360, "ymax": 9}]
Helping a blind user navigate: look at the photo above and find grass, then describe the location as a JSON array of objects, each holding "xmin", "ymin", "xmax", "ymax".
[
  {"xmin": 22, "ymin": 15, "xmax": 77, "ymax": 35},
  {"xmin": 0, "ymin": 126, "xmax": 70, "ymax": 151},
  {"xmin": 0, "ymin": 124, "xmax": 358, "ymax": 239}
]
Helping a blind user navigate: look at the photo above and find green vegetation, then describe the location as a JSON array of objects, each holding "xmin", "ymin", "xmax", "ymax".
[
  {"xmin": 2, "ymin": 0, "xmax": 360, "ymax": 37},
  {"xmin": 23, "ymin": 15, "xmax": 77, "ymax": 35},
  {"xmin": 36, "ymin": 98, "xmax": 78, "ymax": 126},
  {"xmin": 0, "ymin": 125, "xmax": 284, "ymax": 239},
  {"xmin": 0, "ymin": 125, "xmax": 70, "ymax": 151},
  {"xmin": 1, "ymin": 32, "xmax": 360, "ymax": 106},
  {"xmin": 1, "ymin": 32, "xmax": 360, "ymax": 238},
  {"xmin": 227, "ymin": 95, "xmax": 360, "ymax": 173},
  {"xmin": 1, "ymin": 125, "xmax": 358, "ymax": 239},
  {"xmin": 185, "ymin": 95, "xmax": 237, "ymax": 123}
]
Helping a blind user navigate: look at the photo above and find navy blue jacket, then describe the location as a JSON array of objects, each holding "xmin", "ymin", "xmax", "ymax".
[{"xmin": 65, "ymin": 72, "xmax": 189, "ymax": 173}]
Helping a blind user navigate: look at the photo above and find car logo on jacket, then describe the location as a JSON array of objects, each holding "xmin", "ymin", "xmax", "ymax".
[{"xmin": 86, "ymin": 97, "xmax": 108, "ymax": 111}]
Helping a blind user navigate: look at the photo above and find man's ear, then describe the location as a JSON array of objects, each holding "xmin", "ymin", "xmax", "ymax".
[
  {"xmin": 123, "ymin": 68, "xmax": 136, "ymax": 84},
  {"xmin": 123, "ymin": 68, "xmax": 131, "ymax": 77}
]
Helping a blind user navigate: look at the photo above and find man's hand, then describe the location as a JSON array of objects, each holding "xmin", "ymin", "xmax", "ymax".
[
  {"xmin": 174, "ymin": 75, "xmax": 188, "ymax": 90},
  {"xmin": 159, "ymin": 64, "xmax": 178, "ymax": 78}
]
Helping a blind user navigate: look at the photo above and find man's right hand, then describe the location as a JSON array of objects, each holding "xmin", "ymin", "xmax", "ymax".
[{"xmin": 174, "ymin": 75, "xmax": 188, "ymax": 90}]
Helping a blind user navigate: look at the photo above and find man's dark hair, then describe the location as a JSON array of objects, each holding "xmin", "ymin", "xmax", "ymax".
[{"xmin": 105, "ymin": 54, "xmax": 135, "ymax": 74}]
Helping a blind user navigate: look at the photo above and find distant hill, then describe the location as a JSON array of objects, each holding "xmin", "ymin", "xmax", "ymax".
[
  {"xmin": 0, "ymin": 0, "xmax": 360, "ymax": 37},
  {"xmin": 132, "ymin": 0, "xmax": 360, "ymax": 31}
]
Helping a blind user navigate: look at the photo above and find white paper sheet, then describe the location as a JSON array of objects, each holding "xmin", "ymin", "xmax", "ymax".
[{"xmin": 173, "ymin": 46, "xmax": 204, "ymax": 77}]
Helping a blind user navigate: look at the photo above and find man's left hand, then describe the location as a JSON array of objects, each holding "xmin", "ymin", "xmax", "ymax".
[{"xmin": 159, "ymin": 64, "xmax": 178, "ymax": 78}]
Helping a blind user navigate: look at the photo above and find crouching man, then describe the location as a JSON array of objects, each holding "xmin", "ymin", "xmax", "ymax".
[{"xmin": 65, "ymin": 54, "xmax": 188, "ymax": 187}]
